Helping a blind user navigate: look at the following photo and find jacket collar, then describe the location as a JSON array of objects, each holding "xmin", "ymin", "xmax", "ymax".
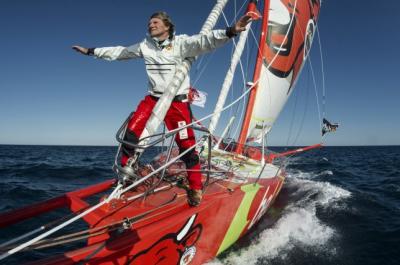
[{"xmin": 147, "ymin": 34, "xmax": 174, "ymax": 50}]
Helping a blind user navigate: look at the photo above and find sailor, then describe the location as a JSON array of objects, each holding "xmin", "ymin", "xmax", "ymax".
[{"xmin": 73, "ymin": 11, "xmax": 251, "ymax": 206}]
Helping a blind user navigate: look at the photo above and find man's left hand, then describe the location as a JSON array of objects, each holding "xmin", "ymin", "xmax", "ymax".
[{"xmin": 233, "ymin": 15, "xmax": 252, "ymax": 34}]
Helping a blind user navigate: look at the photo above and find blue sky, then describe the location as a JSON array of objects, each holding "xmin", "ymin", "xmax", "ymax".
[{"xmin": 0, "ymin": 0, "xmax": 399, "ymax": 146}]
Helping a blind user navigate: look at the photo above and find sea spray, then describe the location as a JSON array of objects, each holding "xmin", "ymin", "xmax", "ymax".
[{"xmin": 209, "ymin": 170, "xmax": 351, "ymax": 265}]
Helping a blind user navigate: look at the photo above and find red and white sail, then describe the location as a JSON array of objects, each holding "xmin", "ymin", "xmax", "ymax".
[{"xmin": 241, "ymin": 0, "xmax": 321, "ymax": 144}]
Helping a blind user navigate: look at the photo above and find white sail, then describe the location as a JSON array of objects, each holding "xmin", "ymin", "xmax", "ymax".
[{"xmin": 246, "ymin": 0, "xmax": 321, "ymax": 143}]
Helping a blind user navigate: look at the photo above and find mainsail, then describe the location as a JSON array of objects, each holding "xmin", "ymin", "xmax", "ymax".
[{"xmin": 238, "ymin": 0, "xmax": 321, "ymax": 145}]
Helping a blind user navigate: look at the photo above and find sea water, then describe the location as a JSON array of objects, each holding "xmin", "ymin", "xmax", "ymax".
[{"xmin": 0, "ymin": 145, "xmax": 399, "ymax": 265}]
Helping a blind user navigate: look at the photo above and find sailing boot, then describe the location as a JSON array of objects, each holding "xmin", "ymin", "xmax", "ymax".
[
  {"xmin": 187, "ymin": 189, "xmax": 202, "ymax": 207},
  {"xmin": 176, "ymin": 177, "xmax": 190, "ymax": 191}
]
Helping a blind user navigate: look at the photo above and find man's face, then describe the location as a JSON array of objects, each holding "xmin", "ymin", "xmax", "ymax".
[{"xmin": 148, "ymin": 17, "xmax": 169, "ymax": 39}]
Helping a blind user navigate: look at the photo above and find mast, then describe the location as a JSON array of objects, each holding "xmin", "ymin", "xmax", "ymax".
[{"xmin": 236, "ymin": 0, "xmax": 271, "ymax": 154}]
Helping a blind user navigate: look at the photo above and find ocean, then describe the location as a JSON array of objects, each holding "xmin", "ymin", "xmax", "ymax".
[{"xmin": 0, "ymin": 145, "xmax": 399, "ymax": 265}]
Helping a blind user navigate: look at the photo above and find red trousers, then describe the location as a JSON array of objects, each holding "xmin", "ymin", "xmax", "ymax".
[{"xmin": 122, "ymin": 95, "xmax": 202, "ymax": 190}]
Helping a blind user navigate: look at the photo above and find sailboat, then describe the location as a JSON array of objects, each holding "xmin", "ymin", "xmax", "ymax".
[{"xmin": 0, "ymin": 0, "xmax": 322, "ymax": 264}]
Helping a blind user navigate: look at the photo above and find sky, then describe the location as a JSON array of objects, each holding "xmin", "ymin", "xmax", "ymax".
[{"xmin": 0, "ymin": 0, "xmax": 399, "ymax": 146}]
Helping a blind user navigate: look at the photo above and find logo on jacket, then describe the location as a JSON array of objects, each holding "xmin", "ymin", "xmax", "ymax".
[{"xmin": 165, "ymin": 43, "xmax": 173, "ymax": 51}]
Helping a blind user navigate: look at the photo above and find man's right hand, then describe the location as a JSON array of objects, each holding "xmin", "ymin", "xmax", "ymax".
[{"xmin": 72, "ymin": 45, "xmax": 89, "ymax": 55}]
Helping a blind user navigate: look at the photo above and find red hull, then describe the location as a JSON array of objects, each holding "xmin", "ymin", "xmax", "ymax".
[
  {"xmin": 29, "ymin": 175, "xmax": 284, "ymax": 264},
  {"xmin": 2, "ymin": 149, "xmax": 285, "ymax": 265}
]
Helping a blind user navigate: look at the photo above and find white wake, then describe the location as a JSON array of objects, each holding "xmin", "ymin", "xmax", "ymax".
[{"xmin": 207, "ymin": 170, "xmax": 351, "ymax": 265}]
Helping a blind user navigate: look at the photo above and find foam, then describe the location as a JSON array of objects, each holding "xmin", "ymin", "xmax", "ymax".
[
  {"xmin": 289, "ymin": 169, "xmax": 333, "ymax": 179},
  {"xmin": 319, "ymin": 170, "xmax": 333, "ymax": 176},
  {"xmin": 290, "ymin": 177, "xmax": 351, "ymax": 208},
  {"xmin": 207, "ymin": 171, "xmax": 351, "ymax": 265},
  {"xmin": 207, "ymin": 206, "xmax": 334, "ymax": 265}
]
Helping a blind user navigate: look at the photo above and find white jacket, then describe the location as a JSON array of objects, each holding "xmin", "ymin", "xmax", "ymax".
[{"xmin": 94, "ymin": 30, "xmax": 230, "ymax": 96}]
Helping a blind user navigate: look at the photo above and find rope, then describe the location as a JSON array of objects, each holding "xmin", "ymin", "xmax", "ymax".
[
  {"xmin": 316, "ymin": 26, "xmax": 326, "ymax": 120},
  {"xmin": 0, "ymin": 183, "xmax": 122, "ymax": 261},
  {"xmin": 307, "ymin": 57, "xmax": 323, "ymax": 139},
  {"xmin": 224, "ymin": 20, "xmax": 259, "ymax": 150},
  {"xmin": 1, "ymin": 184, "xmax": 179, "ymax": 253},
  {"xmin": 292, "ymin": 67, "xmax": 311, "ymax": 145},
  {"xmin": 316, "ymin": 25, "xmax": 327, "ymax": 143},
  {"xmin": 286, "ymin": 82, "xmax": 300, "ymax": 147}
]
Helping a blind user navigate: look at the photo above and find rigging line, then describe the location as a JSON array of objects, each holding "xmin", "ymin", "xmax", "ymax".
[
  {"xmin": 248, "ymin": 21, "xmax": 261, "ymax": 81},
  {"xmin": 210, "ymin": 10, "xmax": 249, "ymax": 137},
  {"xmin": 226, "ymin": 4, "xmax": 245, "ymax": 123},
  {"xmin": 227, "ymin": 22, "xmax": 258, "ymax": 142},
  {"xmin": 193, "ymin": 53, "xmax": 206, "ymax": 74},
  {"xmin": 221, "ymin": 17, "xmax": 248, "ymax": 83},
  {"xmin": 292, "ymin": 67, "xmax": 311, "ymax": 145},
  {"xmin": 248, "ymin": 27, "xmax": 263, "ymax": 67},
  {"xmin": 195, "ymin": 0, "xmax": 230, "ymax": 78},
  {"xmin": 192, "ymin": 31, "xmax": 220, "ymax": 78},
  {"xmin": 233, "ymin": 19, "xmax": 259, "ymax": 138},
  {"xmin": 232, "ymin": 39, "xmax": 253, "ymax": 138},
  {"xmin": 307, "ymin": 56, "xmax": 323, "ymax": 139},
  {"xmin": 0, "ymin": 206, "xmax": 84, "ymax": 249},
  {"xmin": 224, "ymin": 80, "xmax": 247, "ymax": 151},
  {"xmin": 230, "ymin": 0, "xmax": 247, "ymax": 24},
  {"xmin": 17, "ymin": 184, "xmax": 178, "ymax": 252},
  {"xmin": 219, "ymin": 11, "xmax": 250, "ymax": 149},
  {"xmin": 316, "ymin": 25, "xmax": 327, "ymax": 119},
  {"xmin": 192, "ymin": 50, "xmax": 217, "ymax": 86},
  {"xmin": 225, "ymin": 0, "xmax": 238, "ymax": 124},
  {"xmin": 0, "ymin": 183, "xmax": 123, "ymax": 261},
  {"xmin": 226, "ymin": 30, "xmax": 254, "ymax": 138},
  {"xmin": 120, "ymin": 137, "xmax": 205, "ymax": 195},
  {"xmin": 286, "ymin": 81, "xmax": 301, "ymax": 146},
  {"xmin": 193, "ymin": 0, "xmax": 244, "ymax": 87},
  {"xmin": 221, "ymin": 10, "xmax": 248, "ymax": 89},
  {"xmin": 233, "ymin": 0, "xmax": 237, "ymax": 26},
  {"xmin": 169, "ymin": 73, "xmax": 268, "ymax": 138}
]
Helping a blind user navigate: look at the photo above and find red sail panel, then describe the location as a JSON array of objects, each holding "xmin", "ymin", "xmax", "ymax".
[{"xmin": 238, "ymin": 0, "xmax": 321, "ymax": 148}]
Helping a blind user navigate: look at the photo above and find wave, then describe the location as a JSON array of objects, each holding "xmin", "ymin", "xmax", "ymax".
[{"xmin": 208, "ymin": 170, "xmax": 351, "ymax": 265}]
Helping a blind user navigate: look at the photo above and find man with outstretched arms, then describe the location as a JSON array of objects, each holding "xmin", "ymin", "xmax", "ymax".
[{"xmin": 73, "ymin": 11, "xmax": 250, "ymax": 206}]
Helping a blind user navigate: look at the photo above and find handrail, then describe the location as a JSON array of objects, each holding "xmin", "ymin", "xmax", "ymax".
[
  {"xmin": 113, "ymin": 118, "xmax": 214, "ymax": 194},
  {"xmin": 115, "ymin": 120, "xmax": 211, "ymax": 150}
]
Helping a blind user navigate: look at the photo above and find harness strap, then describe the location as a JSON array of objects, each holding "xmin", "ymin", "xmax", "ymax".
[{"xmin": 150, "ymin": 93, "xmax": 188, "ymax": 102}]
